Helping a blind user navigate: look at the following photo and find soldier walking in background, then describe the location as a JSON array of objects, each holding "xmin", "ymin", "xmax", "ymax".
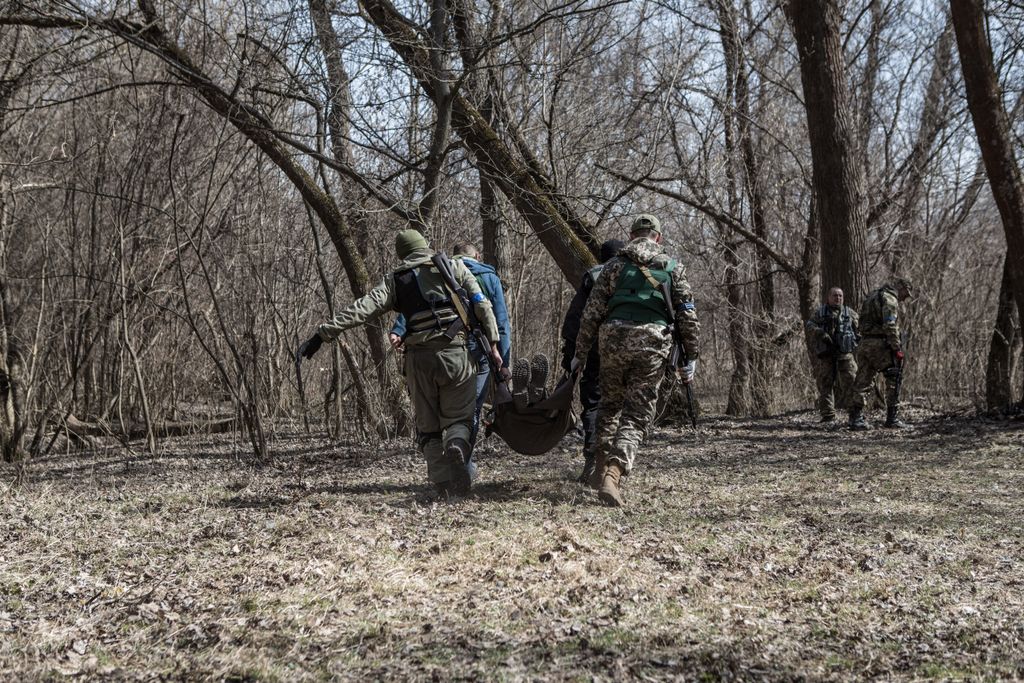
[
  {"xmin": 848, "ymin": 278, "xmax": 913, "ymax": 430},
  {"xmin": 299, "ymin": 229, "xmax": 502, "ymax": 497},
  {"xmin": 571, "ymin": 215, "xmax": 699, "ymax": 507},
  {"xmin": 805, "ymin": 287, "xmax": 859, "ymax": 423},
  {"xmin": 560, "ymin": 238, "xmax": 625, "ymax": 483}
]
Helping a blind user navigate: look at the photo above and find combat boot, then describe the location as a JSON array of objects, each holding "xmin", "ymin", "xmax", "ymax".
[
  {"xmin": 578, "ymin": 453, "xmax": 596, "ymax": 485},
  {"xmin": 848, "ymin": 409, "xmax": 869, "ymax": 431},
  {"xmin": 444, "ymin": 438, "xmax": 472, "ymax": 495},
  {"xmin": 512, "ymin": 358, "xmax": 530, "ymax": 411},
  {"xmin": 587, "ymin": 452, "xmax": 607, "ymax": 491},
  {"xmin": 597, "ymin": 462, "xmax": 626, "ymax": 507},
  {"xmin": 884, "ymin": 406, "xmax": 907, "ymax": 429}
]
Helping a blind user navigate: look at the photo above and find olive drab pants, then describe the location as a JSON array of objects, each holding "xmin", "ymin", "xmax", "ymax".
[
  {"xmin": 812, "ymin": 354, "xmax": 857, "ymax": 418},
  {"xmin": 849, "ymin": 338, "xmax": 900, "ymax": 411},
  {"xmin": 404, "ymin": 342, "xmax": 476, "ymax": 484}
]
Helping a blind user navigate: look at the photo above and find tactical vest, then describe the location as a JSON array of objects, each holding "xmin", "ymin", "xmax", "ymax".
[
  {"xmin": 818, "ymin": 304, "xmax": 858, "ymax": 354},
  {"xmin": 393, "ymin": 266, "xmax": 457, "ymax": 335},
  {"xmin": 606, "ymin": 259, "xmax": 676, "ymax": 325},
  {"xmin": 859, "ymin": 287, "xmax": 896, "ymax": 337}
]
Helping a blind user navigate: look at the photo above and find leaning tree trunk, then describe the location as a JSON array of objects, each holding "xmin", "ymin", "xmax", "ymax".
[
  {"xmin": 952, "ymin": 0, "xmax": 1024, "ymax": 407},
  {"xmin": 985, "ymin": 256, "xmax": 1020, "ymax": 411},
  {"xmin": 786, "ymin": 0, "xmax": 870, "ymax": 307},
  {"xmin": 357, "ymin": 0, "xmax": 599, "ymax": 285}
]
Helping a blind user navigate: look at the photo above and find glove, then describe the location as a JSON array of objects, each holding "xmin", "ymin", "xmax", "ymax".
[
  {"xmin": 298, "ymin": 334, "xmax": 323, "ymax": 360},
  {"xmin": 680, "ymin": 359, "xmax": 697, "ymax": 384},
  {"xmin": 821, "ymin": 333, "xmax": 834, "ymax": 346}
]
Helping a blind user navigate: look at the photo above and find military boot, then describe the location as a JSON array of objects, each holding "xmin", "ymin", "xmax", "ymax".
[
  {"xmin": 528, "ymin": 353, "xmax": 549, "ymax": 404},
  {"xmin": 597, "ymin": 462, "xmax": 626, "ymax": 507},
  {"xmin": 587, "ymin": 452, "xmax": 607, "ymax": 491},
  {"xmin": 578, "ymin": 453, "xmax": 596, "ymax": 484},
  {"xmin": 848, "ymin": 409, "xmax": 869, "ymax": 431},
  {"xmin": 884, "ymin": 406, "xmax": 907, "ymax": 429},
  {"xmin": 444, "ymin": 438, "xmax": 472, "ymax": 495},
  {"xmin": 512, "ymin": 358, "xmax": 530, "ymax": 411}
]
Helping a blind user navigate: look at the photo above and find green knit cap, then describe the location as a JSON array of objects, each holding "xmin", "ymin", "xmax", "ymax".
[{"xmin": 395, "ymin": 229, "xmax": 428, "ymax": 259}]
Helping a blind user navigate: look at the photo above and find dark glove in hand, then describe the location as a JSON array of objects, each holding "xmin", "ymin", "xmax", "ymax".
[{"xmin": 298, "ymin": 334, "xmax": 323, "ymax": 360}]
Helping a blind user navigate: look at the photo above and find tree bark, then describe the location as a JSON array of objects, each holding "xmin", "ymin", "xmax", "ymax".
[
  {"xmin": 786, "ymin": 0, "xmax": 869, "ymax": 306},
  {"xmin": 985, "ymin": 256, "xmax": 1020, "ymax": 411},
  {"xmin": 951, "ymin": 0, "xmax": 1024, "ymax": 379}
]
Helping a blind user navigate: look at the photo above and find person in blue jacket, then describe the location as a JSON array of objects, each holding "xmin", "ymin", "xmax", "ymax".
[{"xmin": 390, "ymin": 243, "xmax": 511, "ymax": 468}]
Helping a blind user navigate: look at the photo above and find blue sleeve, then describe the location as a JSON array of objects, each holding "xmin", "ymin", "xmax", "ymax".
[
  {"xmin": 391, "ymin": 314, "xmax": 407, "ymax": 337},
  {"xmin": 483, "ymin": 273, "xmax": 511, "ymax": 367}
]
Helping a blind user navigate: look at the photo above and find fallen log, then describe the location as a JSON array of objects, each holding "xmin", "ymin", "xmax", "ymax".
[{"xmin": 64, "ymin": 415, "xmax": 240, "ymax": 441}]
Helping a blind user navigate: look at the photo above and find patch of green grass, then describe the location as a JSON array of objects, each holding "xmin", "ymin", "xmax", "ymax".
[{"xmin": 916, "ymin": 661, "xmax": 975, "ymax": 680}]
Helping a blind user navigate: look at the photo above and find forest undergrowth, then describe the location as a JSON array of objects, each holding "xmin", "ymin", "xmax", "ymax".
[{"xmin": 1, "ymin": 410, "xmax": 1022, "ymax": 681}]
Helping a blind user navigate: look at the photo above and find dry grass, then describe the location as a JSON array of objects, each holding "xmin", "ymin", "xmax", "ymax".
[{"xmin": 1, "ymin": 410, "xmax": 1022, "ymax": 681}]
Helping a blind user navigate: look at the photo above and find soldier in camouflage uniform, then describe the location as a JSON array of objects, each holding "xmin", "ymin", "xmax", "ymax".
[
  {"xmin": 298, "ymin": 229, "xmax": 502, "ymax": 497},
  {"xmin": 571, "ymin": 215, "xmax": 699, "ymax": 507},
  {"xmin": 805, "ymin": 287, "xmax": 859, "ymax": 423},
  {"xmin": 848, "ymin": 278, "xmax": 913, "ymax": 430}
]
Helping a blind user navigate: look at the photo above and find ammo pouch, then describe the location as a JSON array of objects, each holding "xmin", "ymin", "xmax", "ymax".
[{"xmin": 836, "ymin": 330, "xmax": 857, "ymax": 354}]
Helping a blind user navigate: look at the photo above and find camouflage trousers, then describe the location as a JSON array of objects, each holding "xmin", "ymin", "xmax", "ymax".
[
  {"xmin": 596, "ymin": 321, "xmax": 672, "ymax": 474},
  {"xmin": 404, "ymin": 343, "xmax": 475, "ymax": 484},
  {"xmin": 849, "ymin": 337, "xmax": 899, "ymax": 412},
  {"xmin": 812, "ymin": 354, "xmax": 857, "ymax": 418}
]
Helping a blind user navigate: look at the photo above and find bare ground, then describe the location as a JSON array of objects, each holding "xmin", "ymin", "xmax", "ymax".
[{"xmin": 1, "ymin": 410, "xmax": 1022, "ymax": 681}]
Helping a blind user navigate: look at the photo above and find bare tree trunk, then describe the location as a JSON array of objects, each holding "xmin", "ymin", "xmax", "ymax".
[
  {"xmin": 951, "ymin": 0, "xmax": 1024, "ymax": 397},
  {"xmin": 724, "ymin": 242, "xmax": 751, "ymax": 415},
  {"xmin": 118, "ymin": 223, "xmax": 157, "ymax": 455},
  {"xmin": 786, "ymin": 0, "xmax": 869, "ymax": 306},
  {"xmin": 985, "ymin": 256, "xmax": 1020, "ymax": 411}
]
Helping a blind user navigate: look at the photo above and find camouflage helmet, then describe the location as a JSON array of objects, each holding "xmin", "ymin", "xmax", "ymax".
[{"xmin": 630, "ymin": 214, "xmax": 662, "ymax": 235}]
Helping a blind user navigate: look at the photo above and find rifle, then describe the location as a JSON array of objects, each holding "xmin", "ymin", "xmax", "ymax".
[
  {"xmin": 830, "ymin": 313, "xmax": 839, "ymax": 388},
  {"xmin": 659, "ymin": 278, "xmax": 697, "ymax": 429},
  {"xmin": 431, "ymin": 252, "xmax": 508, "ymax": 386},
  {"xmin": 890, "ymin": 330, "xmax": 908, "ymax": 405}
]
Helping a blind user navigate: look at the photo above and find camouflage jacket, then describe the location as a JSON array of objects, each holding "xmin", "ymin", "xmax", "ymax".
[
  {"xmin": 805, "ymin": 304, "xmax": 859, "ymax": 357},
  {"xmin": 858, "ymin": 285, "xmax": 901, "ymax": 350},
  {"xmin": 574, "ymin": 237, "xmax": 699, "ymax": 362},
  {"xmin": 317, "ymin": 247, "xmax": 499, "ymax": 349}
]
